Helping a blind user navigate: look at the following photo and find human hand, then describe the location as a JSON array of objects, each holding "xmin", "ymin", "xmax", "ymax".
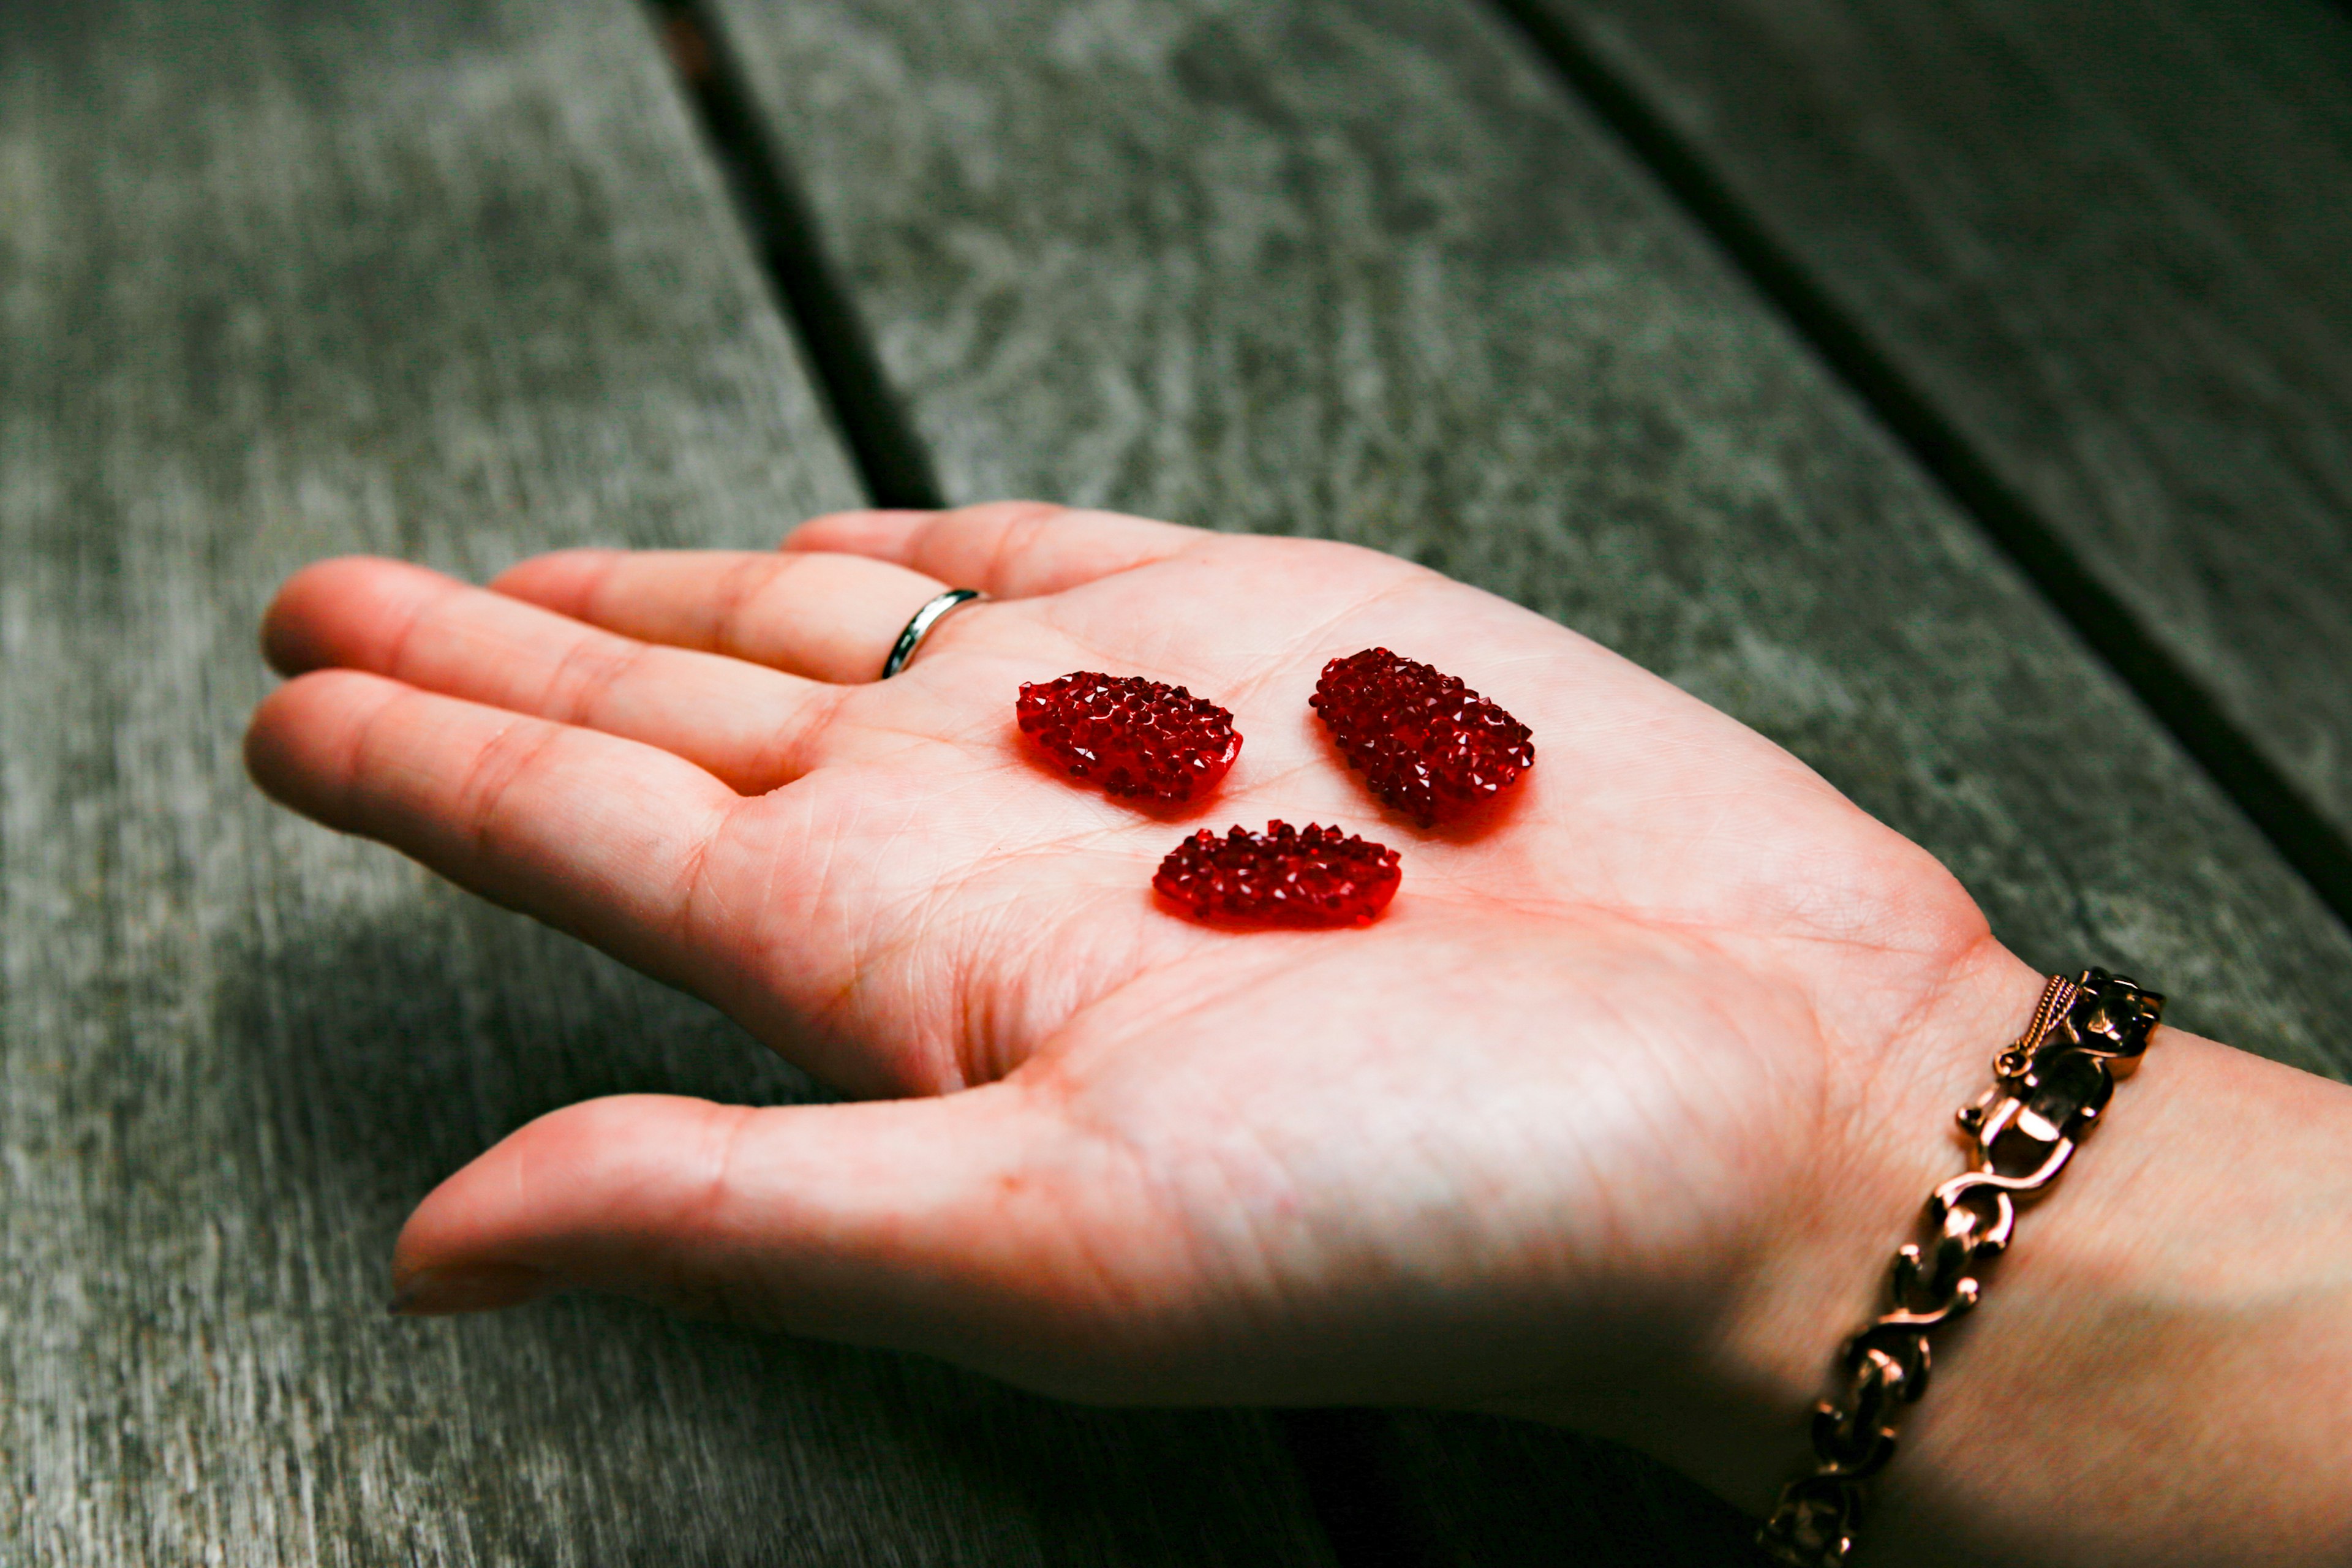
[{"xmin": 246, "ymin": 503, "xmax": 2048, "ymax": 1502}]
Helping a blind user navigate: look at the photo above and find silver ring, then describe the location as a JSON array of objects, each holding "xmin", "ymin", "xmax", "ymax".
[{"xmin": 880, "ymin": 589, "xmax": 984, "ymax": 678}]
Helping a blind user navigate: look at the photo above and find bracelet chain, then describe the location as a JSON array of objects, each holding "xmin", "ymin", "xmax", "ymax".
[{"xmin": 1756, "ymin": 968, "xmax": 2165, "ymax": 1566}]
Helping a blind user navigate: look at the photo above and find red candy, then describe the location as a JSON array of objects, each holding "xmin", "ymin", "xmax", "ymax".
[
  {"xmin": 1309, "ymin": 648, "xmax": 1534, "ymax": 826},
  {"xmin": 1017, "ymin": 671, "xmax": 1242, "ymax": 802},
  {"xmin": 1153, "ymin": 821, "xmax": 1400, "ymax": 927}
]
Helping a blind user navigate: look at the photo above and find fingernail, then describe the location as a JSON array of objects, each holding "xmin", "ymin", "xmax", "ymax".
[{"xmin": 388, "ymin": 1262, "xmax": 554, "ymax": 1316}]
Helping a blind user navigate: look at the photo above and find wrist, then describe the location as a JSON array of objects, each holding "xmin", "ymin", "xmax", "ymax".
[
  {"xmin": 1479, "ymin": 948, "xmax": 2352, "ymax": 1566},
  {"xmin": 1474, "ymin": 941, "xmax": 2047, "ymax": 1508},
  {"xmin": 1697, "ymin": 955, "xmax": 2352, "ymax": 1566},
  {"xmin": 1684, "ymin": 941, "xmax": 2051, "ymax": 1512},
  {"xmin": 1861, "ymin": 1029, "xmax": 2352, "ymax": 1566}
]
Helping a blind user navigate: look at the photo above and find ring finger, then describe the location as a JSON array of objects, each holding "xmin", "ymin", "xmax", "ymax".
[{"xmin": 493, "ymin": 548, "xmax": 971, "ymax": 685}]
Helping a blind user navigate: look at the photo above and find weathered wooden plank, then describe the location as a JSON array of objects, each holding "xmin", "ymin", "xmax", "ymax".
[
  {"xmin": 1513, "ymin": 0, "xmax": 2352, "ymax": 857},
  {"xmin": 0, "ymin": 0, "xmax": 1336, "ymax": 1561},
  {"xmin": 696, "ymin": 0, "xmax": 2352, "ymax": 1559}
]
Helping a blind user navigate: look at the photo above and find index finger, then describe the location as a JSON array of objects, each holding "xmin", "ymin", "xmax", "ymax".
[{"xmin": 246, "ymin": 669, "xmax": 748, "ymax": 1006}]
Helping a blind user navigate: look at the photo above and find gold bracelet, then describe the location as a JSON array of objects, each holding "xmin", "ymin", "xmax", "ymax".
[{"xmin": 1757, "ymin": 968, "xmax": 2166, "ymax": 1566}]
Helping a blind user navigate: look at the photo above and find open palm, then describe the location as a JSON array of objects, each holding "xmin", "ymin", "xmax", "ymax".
[{"xmin": 247, "ymin": 502, "xmax": 2041, "ymax": 1489}]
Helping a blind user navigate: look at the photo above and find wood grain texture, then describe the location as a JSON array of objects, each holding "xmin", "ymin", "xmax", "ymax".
[
  {"xmin": 0, "ymin": 0, "xmax": 1335, "ymax": 1561},
  {"xmin": 696, "ymin": 0, "xmax": 2352, "ymax": 1559},
  {"xmin": 1521, "ymin": 0, "xmax": 2352, "ymax": 837}
]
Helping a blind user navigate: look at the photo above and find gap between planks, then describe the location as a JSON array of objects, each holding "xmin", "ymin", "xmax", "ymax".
[
  {"xmin": 1483, "ymin": 0, "xmax": 2352, "ymax": 938},
  {"xmin": 650, "ymin": 0, "xmax": 944, "ymax": 510}
]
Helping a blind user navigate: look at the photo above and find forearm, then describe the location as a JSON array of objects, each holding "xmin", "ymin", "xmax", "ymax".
[
  {"xmin": 1722, "ymin": 990, "xmax": 2352, "ymax": 1566},
  {"xmin": 1863, "ymin": 1027, "xmax": 2352, "ymax": 1566}
]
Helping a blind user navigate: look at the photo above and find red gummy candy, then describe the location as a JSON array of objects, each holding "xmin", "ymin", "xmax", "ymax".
[
  {"xmin": 1153, "ymin": 821, "xmax": 1401, "ymax": 927},
  {"xmin": 1309, "ymin": 648, "xmax": 1534, "ymax": 826},
  {"xmin": 1017, "ymin": 671, "xmax": 1242, "ymax": 803}
]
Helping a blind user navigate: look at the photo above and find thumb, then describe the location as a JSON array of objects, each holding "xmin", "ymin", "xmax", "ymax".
[{"xmin": 388, "ymin": 1087, "xmax": 1131, "ymax": 1378}]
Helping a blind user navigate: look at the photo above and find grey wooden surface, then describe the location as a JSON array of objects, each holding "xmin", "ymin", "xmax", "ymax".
[
  {"xmin": 0, "ymin": 0, "xmax": 1338, "ymax": 1561},
  {"xmin": 1523, "ymin": 0, "xmax": 2352, "ymax": 843},
  {"xmin": 698, "ymin": 0, "xmax": 2352, "ymax": 1559}
]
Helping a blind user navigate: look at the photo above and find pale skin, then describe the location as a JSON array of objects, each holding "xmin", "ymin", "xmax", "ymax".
[{"xmin": 245, "ymin": 502, "xmax": 2352, "ymax": 1566}]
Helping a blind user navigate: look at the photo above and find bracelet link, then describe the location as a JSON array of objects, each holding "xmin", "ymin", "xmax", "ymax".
[{"xmin": 1758, "ymin": 968, "xmax": 2164, "ymax": 1567}]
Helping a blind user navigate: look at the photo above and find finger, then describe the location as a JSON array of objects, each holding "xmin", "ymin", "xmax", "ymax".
[
  {"xmin": 386, "ymin": 1090, "xmax": 1148, "ymax": 1393},
  {"xmin": 492, "ymin": 547, "xmax": 956, "ymax": 685},
  {"xmin": 265, "ymin": 557, "xmax": 844, "ymax": 792},
  {"xmin": 246, "ymin": 668, "xmax": 744, "ymax": 998},
  {"xmin": 785, "ymin": 502, "xmax": 1204, "ymax": 598}
]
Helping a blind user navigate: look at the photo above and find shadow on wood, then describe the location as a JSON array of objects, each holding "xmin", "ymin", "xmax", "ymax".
[{"xmin": 191, "ymin": 886, "xmax": 1334, "ymax": 1566}]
